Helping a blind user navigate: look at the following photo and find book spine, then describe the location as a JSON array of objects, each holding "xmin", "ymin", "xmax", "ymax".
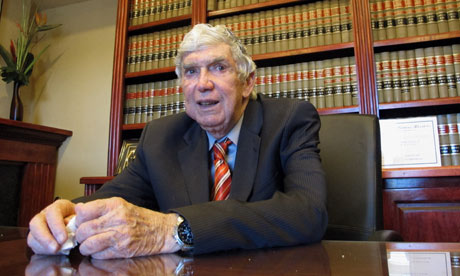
[
  {"xmin": 147, "ymin": 82, "xmax": 154, "ymax": 122},
  {"xmin": 333, "ymin": 57, "xmax": 344, "ymax": 107},
  {"xmin": 398, "ymin": 50, "xmax": 412, "ymax": 101},
  {"xmin": 424, "ymin": 47, "xmax": 440, "ymax": 99},
  {"xmin": 444, "ymin": 45, "xmax": 458, "ymax": 97},
  {"xmin": 316, "ymin": 1, "xmax": 326, "ymax": 46},
  {"xmin": 446, "ymin": 0, "xmax": 460, "ymax": 31},
  {"xmin": 375, "ymin": 52, "xmax": 384, "ymax": 102},
  {"xmin": 322, "ymin": 0, "xmax": 333, "ymax": 46},
  {"xmin": 405, "ymin": 0, "xmax": 419, "ymax": 35},
  {"xmin": 301, "ymin": 5, "xmax": 310, "ymax": 48},
  {"xmin": 316, "ymin": 60, "xmax": 326, "ymax": 109},
  {"xmin": 294, "ymin": 6, "xmax": 303, "ymax": 50},
  {"xmin": 287, "ymin": 64, "xmax": 297, "ymax": 99},
  {"xmin": 414, "ymin": 0, "xmax": 428, "ymax": 35},
  {"xmin": 390, "ymin": 51, "xmax": 402, "ymax": 102},
  {"xmin": 437, "ymin": 114, "xmax": 452, "ymax": 166},
  {"xmin": 424, "ymin": 0, "xmax": 440, "ymax": 34},
  {"xmin": 434, "ymin": 46, "xmax": 449, "ymax": 98},
  {"xmin": 153, "ymin": 81, "xmax": 161, "ymax": 119},
  {"xmin": 324, "ymin": 59, "xmax": 335, "ymax": 108},
  {"xmin": 406, "ymin": 49, "xmax": 421, "ymax": 100},
  {"xmin": 435, "ymin": 0, "xmax": 450, "ymax": 33},
  {"xmin": 308, "ymin": 3, "xmax": 319, "ymax": 47},
  {"xmin": 141, "ymin": 83, "xmax": 149, "ymax": 123},
  {"xmin": 453, "ymin": 44, "xmax": 460, "ymax": 97},
  {"xmin": 370, "ymin": 0, "xmax": 379, "ymax": 40},
  {"xmin": 350, "ymin": 57, "xmax": 358, "ymax": 105},
  {"xmin": 265, "ymin": 67, "xmax": 273, "ymax": 98},
  {"xmin": 384, "ymin": 0, "xmax": 397, "ymax": 39},
  {"xmin": 343, "ymin": 57, "xmax": 353, "ymax": 106},
  {"xmin": 339, "ymin": 0, "xmax": 352, "ymax": 43},
  {"xmin": 308, "ymin": 61, "xmax": 318, "ymax": 107},
  {"xmin": 287, "ymin": 7, "xmax": 297, "ymax": 50},
  {"xmin": 447, "ymin": 113, "xmax": 460, "ymax": 165},
  {"xmin": 280, "ymin": 8, "xmax": 289, "ymax": 52},
  {"xmin": 381, "ymin": 51, "xmax": 394, "ymax": 102},
  {"xmin": 376, "ymin": 0, "xmax": 387, "ymax": 40},
  {"xmin": 394, "ymin": 0, "xmax": 408, "ymax": 38},
  {"xmin": 294, "ymin": 63, "xmax": 303, "ymax": 100},
  {"xmin": 415, "ymin": 48, "xmax": 430, "ymax": 99}
]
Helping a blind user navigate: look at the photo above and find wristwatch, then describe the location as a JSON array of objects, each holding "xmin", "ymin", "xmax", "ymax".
[{"xmin": 174, "ymin": 215, "xmax": 194, "ymax": 251}]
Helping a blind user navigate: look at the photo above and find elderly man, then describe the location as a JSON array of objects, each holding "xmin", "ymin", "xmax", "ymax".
[{"xmin": 27, "ymin": 24, "xmax": 327, "ymax": 259}]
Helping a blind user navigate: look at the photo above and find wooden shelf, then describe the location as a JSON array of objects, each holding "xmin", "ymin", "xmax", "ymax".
[
  {"xmin": 379, "ymin": 97, "xmax": 460, "ymax": 110},
  {"xmin": 374, "ymin": 30, "xmax": 460, "ymax": 49},
  {"xmin": 80, "ymin": 176, "xmax": 114, "ymax": 184},
  {"xmin": 383, "ymin": 166, "xmax": 460, "ymax": 179},
  {"xmin": 128, "ymin": 14, "xmax": 192, "ymax": 33}
]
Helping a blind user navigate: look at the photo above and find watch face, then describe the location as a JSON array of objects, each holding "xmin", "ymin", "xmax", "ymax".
[{"xmin": 178, "ymin": 221, "xmax": 194, "ymax": 246}]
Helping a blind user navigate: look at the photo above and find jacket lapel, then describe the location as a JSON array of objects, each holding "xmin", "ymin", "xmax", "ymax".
[
  {"xmin": 230, "ymin": 98, "xmax": 263, "ymax": 201},
  {"xmin": 178, "ymin": 123, "xmax": 210, "ymax": 204}
]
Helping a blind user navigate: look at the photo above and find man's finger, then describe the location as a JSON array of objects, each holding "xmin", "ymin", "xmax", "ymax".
[
  {"xmin": 46, "ymin": 200, "xmax": 76, "ymax": 244},
  {"xmin": 75, "ymin": 198, "xmax": 123, "ymax": 225},
  {"xmin": 78, "ymin": 231, "xmax": 113, "ymax": 257},
  {"xmin": 28, "ymin": 213, "xmax": 60, "ymax": 253}
]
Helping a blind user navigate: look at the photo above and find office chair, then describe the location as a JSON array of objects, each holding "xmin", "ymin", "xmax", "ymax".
[{"xmin": 318, "ymin": 114, "xmax": 402, "ymax": 241}]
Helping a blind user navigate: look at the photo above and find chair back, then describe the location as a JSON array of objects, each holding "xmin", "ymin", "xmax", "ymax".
[{"xmin": 319, "ymin": 114, "xmax": 383, "ymax": 240}]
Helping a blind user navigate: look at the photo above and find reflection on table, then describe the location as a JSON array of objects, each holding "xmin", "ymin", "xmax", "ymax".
[{"xmin": 1, "ymin": 227, "xmax": 459, "ymax": 276}]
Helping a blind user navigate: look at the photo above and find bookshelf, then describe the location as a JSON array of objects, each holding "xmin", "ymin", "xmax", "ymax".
[{"xmin": 81, "ymin": 0, "xmax": 460, "ymax": 242}]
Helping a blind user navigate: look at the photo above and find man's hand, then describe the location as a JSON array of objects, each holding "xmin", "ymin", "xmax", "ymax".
[
  {"xmin": 75, "ymin": 197, "xmax": 180, "ymax": 259},
  {"xmin": 27, "ymin": 199, "xmax": 76, "ymax": 255}
]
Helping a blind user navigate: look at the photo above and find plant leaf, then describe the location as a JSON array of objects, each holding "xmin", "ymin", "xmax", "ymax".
[
  {"xmin": 0, "ymin": 45, "xmax": 16, "ymax": 67},
  {"xmin": 37, "ymin": 24, "xmax": 62, "ymax": 32}
]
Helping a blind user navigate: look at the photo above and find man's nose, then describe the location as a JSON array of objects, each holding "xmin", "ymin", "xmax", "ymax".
[{"xmin": 197, "ymin": 70, "xmax": 214, "ymax": 92}]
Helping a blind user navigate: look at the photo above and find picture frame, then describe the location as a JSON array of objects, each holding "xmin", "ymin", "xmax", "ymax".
[
  {"xmin": 380, "ymin": 116, "xmax": 441, "ymax": 168},
  {"xmin": 115, "ymin": 139, "xmax": 139, "ymax": 175}
]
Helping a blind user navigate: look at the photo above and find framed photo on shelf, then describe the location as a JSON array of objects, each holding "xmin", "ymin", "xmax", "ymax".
[{"xmin": 115, "ymin": 139, "xmax": 139, "ymax": 175}]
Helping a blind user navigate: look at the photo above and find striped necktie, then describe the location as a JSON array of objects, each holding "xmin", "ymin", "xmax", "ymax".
[{"xmin": 211, "ymin": 138, "xmax": 232, "ymax": 201}]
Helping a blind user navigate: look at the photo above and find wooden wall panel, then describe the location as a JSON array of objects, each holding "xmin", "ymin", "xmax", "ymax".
[{"xmin": 383, "ymin": 187, "xmax": 460, "ymax": 242}]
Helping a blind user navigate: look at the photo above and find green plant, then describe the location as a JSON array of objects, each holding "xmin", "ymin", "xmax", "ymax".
[{"xmin": 0, "ymin": 0, "xmax": 61, "ymax": 86}]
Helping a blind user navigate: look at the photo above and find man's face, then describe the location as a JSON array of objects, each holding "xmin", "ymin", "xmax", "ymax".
[{"xmin": 180, "ymin": 43, "xmax": 254, "ymax": 139}]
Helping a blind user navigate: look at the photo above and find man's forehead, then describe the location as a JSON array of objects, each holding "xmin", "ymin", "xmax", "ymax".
[{"xmin": 182, "ymin": 44, "xmax": 233, "ymax": 66}]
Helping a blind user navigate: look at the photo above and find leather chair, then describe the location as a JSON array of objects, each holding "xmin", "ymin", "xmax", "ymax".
[{"xmin": 318, "ymin": 114, "xmax": 402, "ymax": 241}]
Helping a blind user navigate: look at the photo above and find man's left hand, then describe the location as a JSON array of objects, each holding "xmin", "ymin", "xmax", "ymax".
[{"xmin": 74, "ymin": 197, "xmax": 180, "ymax": 259}]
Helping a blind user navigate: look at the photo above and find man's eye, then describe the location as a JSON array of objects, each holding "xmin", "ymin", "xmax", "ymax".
[
  {"xmin": 184, "ymin": 68, "xmax": 196, "ymax": 75},
  {"xmin": 212, "ymin": 64, "xmax": 226, "ymax": 71}
]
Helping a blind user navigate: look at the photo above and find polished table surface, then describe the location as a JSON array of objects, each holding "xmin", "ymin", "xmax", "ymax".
[{"xmin": 1, "ymin": 227, "xmax": 459, "ymax": 275}]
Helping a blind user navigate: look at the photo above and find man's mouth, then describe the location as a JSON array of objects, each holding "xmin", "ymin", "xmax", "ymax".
[{"xmin": 198, "ymin": 100, "xmax": 219, "ymax": 106}]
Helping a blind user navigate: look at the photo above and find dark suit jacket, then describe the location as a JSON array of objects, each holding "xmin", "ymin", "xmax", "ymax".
[{"xmin": 79, "ymin": 95, "xmax": 328, "ymax": 254}]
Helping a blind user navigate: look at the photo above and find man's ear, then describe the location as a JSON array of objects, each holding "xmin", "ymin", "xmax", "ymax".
[{"xmin": 243, "ymin": 71, "xmax": 256, "ymax": 97}]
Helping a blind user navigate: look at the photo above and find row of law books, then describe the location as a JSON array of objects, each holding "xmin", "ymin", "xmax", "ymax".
[
  {"xmin": 375, "ymin": 44, "xmax": 460, "ymax": 103},
  {"xmin": 370, "ymin": 0, "xmax": 460, "ymax": 41},
  {"xmin": 126, "ymin": 26, "xmax": 190, "ymax": 73},
  {"xmin": 254, "ymin": 56, "xmax": 358, "ymax": 109},
  {"xmin": 207, "ymin": 0, "xmax": 271, "ymax": 11},
  {"xmin": 438, "ymin": 113, "xmax": 460, "ymax": 166},
  {"xmin": 123, "ymin": 79, "xmax": 185, "ymax": 125},
  {"xmin": 129, "ymin": 0, "xmax": 191, "ymax": 26},
  {"xmin": 209, "ymin": 0, "xmax": 353, "ymax": 56}
]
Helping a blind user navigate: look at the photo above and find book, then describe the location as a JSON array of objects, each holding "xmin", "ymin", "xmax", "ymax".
[
  {"xmin": 437, "ymin": 114, "xmax": 452, "ymax": 166},
  {"xmin": 446, "ymin": 0, "xmax": 460, "ymax": 31},
  {"xmin": 434, "ymin": 46, "xmax": 449, "ymax": 98},
  {"xmin": 435, "ymin": 0, "xmax": 450, "ymax": 33},
  {"xmin": 446, "ymin": 113, "xmax": 460, "ymax": 165},
  {"xmin": 394, "ymin": 0, "xmax": 408, "ymax": 38},
  {"xmin": 414, "ymin": 0, "xmax": 428, "ymax": 35},
  {"xmin": 390, "ymin": 51, "xmax": 402, "ymax": 102},
  {"xmin": 398, "ymin": 50, "xmax": 411, "ymax": 102},
  {"xmin": 384, "ymin": 0, "xmax": 397, "ymax": 39},
  {"xmin": 453, "ymin": 44, "xmax": 460, "ymax": 97},
  {"xmin": 443, "ymin": 45, "xmax": 458, "ymax": 97},
  {"xmin": 424, "ymin": 47, "xmax": 440, "ymax": 99},
  {"xmin": 415, "ymin": 47, "xmax": 429, "ymax": 99},
  {"xmin": 424, "ymin": 0, "xmax": 440, "ymax": 34},
  {"xmin": 406, "ymin": 49, "xmax": 421, "ymax": 100}
]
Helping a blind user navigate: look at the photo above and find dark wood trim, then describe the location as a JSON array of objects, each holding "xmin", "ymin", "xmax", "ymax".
[
  {"xmin": 192, "ymin": 0, "xmax": 207, "ymax": 25},
  {"xmin": 374, "ymin": 30, "xmax": 460, "ymax": 48},
  {"xmin": 128, "ymin": 15, "xmax": 192, "ymax": 33},
  {"xmin": 108, "ymin": 0, "xmax": 129, "ymax": 176},
  {"xmin": 379, "ymin": 97, "xmax": 460, "ymax": 110},
  {"xmin": 351, "ymin": 0, "xmax": 379, "ymax": 116},
  {"xmin": 383, "ymin": 166, "xmax": 460, "ymax": 179}
]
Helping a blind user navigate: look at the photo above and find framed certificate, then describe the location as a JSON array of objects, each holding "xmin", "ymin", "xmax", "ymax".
[{"xmin": 380, "ymin": 116, "xmax": 441, "ymax": 168}]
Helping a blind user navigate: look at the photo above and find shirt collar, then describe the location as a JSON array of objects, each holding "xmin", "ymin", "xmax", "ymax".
[{"xmin": 207, "ymin": 114, "xmax": 244, "ymax": 150}]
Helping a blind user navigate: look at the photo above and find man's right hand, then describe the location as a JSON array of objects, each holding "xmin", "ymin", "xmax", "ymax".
[{"xmin": 27, "ymin": 199, "xmax": 76, "ymax": 255}]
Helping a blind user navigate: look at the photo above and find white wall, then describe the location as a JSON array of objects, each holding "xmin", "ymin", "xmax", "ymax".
[{"xmin": 0, "ymin": 0, "xmax": 117, "ymax": 199}]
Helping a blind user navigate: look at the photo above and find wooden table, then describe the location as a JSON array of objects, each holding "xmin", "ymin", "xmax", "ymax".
[{"xmin": 1, "ymin": 227, "xmax": 459, "ymax": 275}]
